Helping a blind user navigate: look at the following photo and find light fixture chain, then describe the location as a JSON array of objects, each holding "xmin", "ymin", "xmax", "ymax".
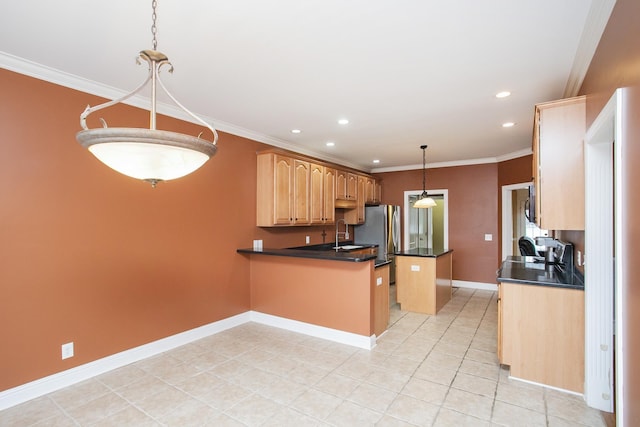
[{"xmin": 151, "ymin": 0, "xmax": 158, "ymax": 50}]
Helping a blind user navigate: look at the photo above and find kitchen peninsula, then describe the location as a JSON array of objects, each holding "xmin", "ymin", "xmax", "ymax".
[
  {"xmin": 237, "ymin": 244, "xmax": 390, "ymax": 349},
  {"xmin": 395, "ymin": 248, "xmax": 453, "ymax": 315}
]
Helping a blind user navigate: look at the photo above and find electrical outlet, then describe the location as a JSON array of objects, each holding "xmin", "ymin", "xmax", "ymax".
[
  {"xmin": 305, "ymin": 235, "xmax": 310, "ymax": 244},
  {"xmin": 61, "ymin": 342, "xmax": 74, "ymax": 360},
  {"xmin": 484, "ymin": 234, "xmax": 493, "ymax": 241}
]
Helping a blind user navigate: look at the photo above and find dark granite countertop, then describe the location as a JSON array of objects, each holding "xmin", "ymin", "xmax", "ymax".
[
  {"xmin": 497, "ymin": 256, "xmax": 584, "ymax": 290},
  {"xmin": 237, "ymin": 242, "xmax": 381, "ymax": 264},
  {"xmin": 394, "ymin": 248, "xmax": 453, "ymax": 258}
]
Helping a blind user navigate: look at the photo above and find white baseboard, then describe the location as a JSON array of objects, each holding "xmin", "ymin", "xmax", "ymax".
[
  {"xmin": 250, "ymin": 311, "xmax": 376, "ymax": 350},
  {"xmin": 0, "ymin": 311, "xmax": 376, "ymax": 411},
  {"xmin": 508, "ymin": 374, "xmax": 584, "ymax": 398},
  {"xmin": 0, "ymin": 312, "xmax": 250, "ymax": 411},
  {"xmin": 453, "ymin": 280, "xmax": 498, "ymax": 292}
]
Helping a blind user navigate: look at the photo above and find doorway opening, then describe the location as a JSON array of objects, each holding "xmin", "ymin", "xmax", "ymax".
[
  {"xmin": 501, "ymin": 182, "xmax": 548, "ymax": 259},
  {"xmin": 403, "ymin": 190, "xmax": 448, "ymax": 251}
]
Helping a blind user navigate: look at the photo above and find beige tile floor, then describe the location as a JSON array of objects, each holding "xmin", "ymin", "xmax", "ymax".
[{"xmin": 1, "ymin": 287, "xmax": 606, "ymax": 427}]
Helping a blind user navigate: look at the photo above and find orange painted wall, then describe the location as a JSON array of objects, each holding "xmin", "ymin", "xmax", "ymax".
[
  {"xmin": 248, "ymin": 256, "xmax": 373, "ymax": 336},
  {"xmin": 374, "ymin": 163, "xmax": 499, "ymax": 284},
  {"xmin": 0, "ymin": 69, "xmax": 338, "ymax": 391}
]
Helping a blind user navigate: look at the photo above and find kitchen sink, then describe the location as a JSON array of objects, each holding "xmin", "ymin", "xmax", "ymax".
[{"xmin": 289, "ymin": 243, "xmax": 372, "ymax": 252}]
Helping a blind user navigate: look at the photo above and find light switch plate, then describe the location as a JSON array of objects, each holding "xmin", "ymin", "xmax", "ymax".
[
  {"xmin": 376, "ymin": 277, "xmax": 383, "ymax": 285},
  {"xmin": 61, "ymin": 342, "xmax": 74, "ymax": 359},
  {"xmin": 484, "ymin": 234, "xmax": 493, "ymax": 241}
]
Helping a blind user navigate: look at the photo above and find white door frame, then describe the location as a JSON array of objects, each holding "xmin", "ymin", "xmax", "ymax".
[
  {"xmin": 583, "ymin": 89, "xmax": 621, "ymax": 415},
  {"xmin": 501, "ymin": 182, "xmax": 532, "ymax": 260},
  {"xmin": 403, "ymin": 189, "xmax": 449, "ymax": 251}
]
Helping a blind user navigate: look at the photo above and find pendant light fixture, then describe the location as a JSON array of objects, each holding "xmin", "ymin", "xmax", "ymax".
[
  {"xmin": 413, "ymin": 145, "xmax": 437, "ymax": 208},
  {"xmin": 76, "ymin": 0, "xmax": 218, "ymax": 188}
]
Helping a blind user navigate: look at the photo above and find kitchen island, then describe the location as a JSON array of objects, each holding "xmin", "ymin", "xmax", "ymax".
[
  {"xmin": 237, "ymin": 244, "xmax": 390, "ymax": 349},
  {"xmin": 497, "ymin": 256, "xmax": 584, "ymax": 393},
  {"xmin": 394, "ymin": 248, "xmax": 453, "ymax": 315}
]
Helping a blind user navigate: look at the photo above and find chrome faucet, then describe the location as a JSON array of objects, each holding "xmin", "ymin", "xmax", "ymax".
[{"xmin": 335, "ymin": 218, "xmax": 350, "ymax": 250}]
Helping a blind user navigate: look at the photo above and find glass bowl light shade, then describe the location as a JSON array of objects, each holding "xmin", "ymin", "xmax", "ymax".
[
  {"xmin": 414, "ymin": 191, "xmax": 437, "ymax": 208},
  {"xmin": 77, "ymin": 127, "xmax": 217, "ymax": 183}
]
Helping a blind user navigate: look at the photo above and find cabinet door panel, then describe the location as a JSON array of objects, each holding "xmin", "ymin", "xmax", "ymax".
[
  {"xmin": 534, "ymin": 96, "xmax": 585, "ymax": 230},
  {"xmin": 274, "ymin": 155, "xmax": 293, "ymax": 224},
  {"xmin": 323, "ymin": 167, "xmax": 336, "ymax": 223},
  {"xmin": 293, "ymin": 159, "xmax": 310, "ymax": 224},
  {"xmin": 347, "ymin": 173, "xmax": 358, "ymax": 200},
  {"xmin": 310, "ymin": 163, "xmax": 324, "ymax": 224},
  {"xmin": 336, "ymin": 170, "xmax": 348, "ymax": 200},
  {"xmin": 365, "ymin": 177, "xmax": 375, "ymax": 203}
]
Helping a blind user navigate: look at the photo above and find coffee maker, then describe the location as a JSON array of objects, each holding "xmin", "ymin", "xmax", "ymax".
[{"xmin": 535, "ymin": 237, "xmax": 574, "ymax": 273}]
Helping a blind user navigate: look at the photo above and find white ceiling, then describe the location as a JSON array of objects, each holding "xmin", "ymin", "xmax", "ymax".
[{"xmin": 0, "ymin": 1, "xmax": 614, "ymax": 172}]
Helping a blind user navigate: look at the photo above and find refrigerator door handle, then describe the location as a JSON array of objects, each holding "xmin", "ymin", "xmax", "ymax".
[{"xmin": 392, "ymin": 208, "xmax": 401, "ymax": 252}]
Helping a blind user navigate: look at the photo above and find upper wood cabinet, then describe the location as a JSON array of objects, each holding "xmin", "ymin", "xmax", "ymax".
[
  {"xmin": 323, "ymin": 167, "xmax": 336, "ymax": 224},
  {"xmin": 533, "ymin": 96, "xmax": 586, "ymax": 230},
  {"xmin": 365, "ymin": 177, "xmax": 382, "ymax": 205},
  {"xmin": 292, "ymin": 159, "xmax": 310, "ymax": 225},
  {"xmin": 336, "ymin": 170, "xmax": 358, "ymax": 201},
  {"xmin": 257, "ymin": 150, "xmax": 375, "ymax": 227},
  {"xmin": 347, "ymin": 173, "xmax": 358, "ymax": 201},
  {"xmin": 365, "ymin": 177, "xmax": 375, "ymax": 204},
  {"xmin": 375, "ymin": 181, "xmax": 382, "ymax": 203},
  {"xmin": 336, "ymin": 170, "xmax": 347, "ymax": 200},
  {"xmin": 345, "ymin": 175, "xmax": 366, "ymax": 224},
  {"xmin": 257, "ymin": 153, "xmax": 310, "ymax": 226},
  {"xmin": 310, "ymin": 164, "xmax": 335, "ymax": 225}
]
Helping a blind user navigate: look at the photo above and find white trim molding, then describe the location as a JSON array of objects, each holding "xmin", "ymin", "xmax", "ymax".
[
  {"xmin": 562, "ymin": 0, "xmax": 617, "ymax": 98},
  {"xmin": 372, "ymin": 148, "xmax": 532, "ymax": 174},
  {"xmin": 453, "ymin": 280, "xmax": 498, "ymax": 292},
  {"xmin": 0, "ymin": 312, "xmax": 250, "ymax": 411},
  {"xmin": 0, "ymin": 51, "xmax": 364, "ymax": 172},
  {"xmin": 0, "ymin": 310, "xmax": 377, "ymax": 411},
  {"xmin": 583, "ymin": 90, "xmax": 620, "ymax": 413},
  {"xmin": 250, "ymin": 312, "xmax": 376, "ymax": 350}
]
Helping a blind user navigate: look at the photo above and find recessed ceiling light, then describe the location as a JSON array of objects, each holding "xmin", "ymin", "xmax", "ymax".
[
  {"xmin": 496, "ymin": 91, "xmax": 511, "ymax": 98},
  {"xmin": 326, "ymin": 141, "xmax": 335, "ymax": 147},
  {"xmin": 372, "ymin": 159, "xmax": 380, "ymax": 164},
  {"xmin": 291, "ymin": 129, "xmax": 301, "ymax": 134},
  {"xmin": 338, "ymin": 119, "xmax": 349, "ymax": 125},
  {"xmin": 502, "ymin": 122, "xmax": 516, "ymax": 128}
]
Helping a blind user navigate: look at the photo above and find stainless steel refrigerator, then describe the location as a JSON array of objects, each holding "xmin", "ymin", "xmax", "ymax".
[{"xmin": 354, "ymin": 205, "xmax": 401, "ymax": 283}]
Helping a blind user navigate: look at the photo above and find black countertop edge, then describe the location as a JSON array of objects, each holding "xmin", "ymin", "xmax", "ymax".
[
  {"xmin": 375, "ymin": 260, "xmax": 392, "ymax": 268},
  {"xmin": 395, "ymin": 248, "xmax": 453, "ymax": 258},
  {"xmin": 496, "ymin": 276, "xmax": 584, "ymax": 290},
  {"xmin": 288, "ymin": 242, "xmax": 378, "ymax": 251},
  {"xmin": 497, "ymin": 256, "xmax": 585, "ymax": 290},
  {"xmin": 237, "ymin": 248, "xmax": 378, "ymax": 263}
]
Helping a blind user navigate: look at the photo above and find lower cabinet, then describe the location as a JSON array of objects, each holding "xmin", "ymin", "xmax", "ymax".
[
  {"xmin": 373, "ymin": 264, "xmax": 390, "ymax": 337},
  {"xmin": 499, "ymin": 282, "xmax": 584, "ymax": 393}
]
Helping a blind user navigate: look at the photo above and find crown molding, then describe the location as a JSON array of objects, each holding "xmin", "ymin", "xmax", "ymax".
[
  {"xmin": 0, "ymin": 51, "xmax": 365, "ymax": 171},
  {"xmin": 1, "ymin": 51, "xmax": 534, "ymax": 173},
  {"xmin": 371, "ymin": 148, "xmax": 532, "ymax": 173},
  {"xmin": 563, "ymin": 0, "xmax": 617, "ymax": 97}
]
